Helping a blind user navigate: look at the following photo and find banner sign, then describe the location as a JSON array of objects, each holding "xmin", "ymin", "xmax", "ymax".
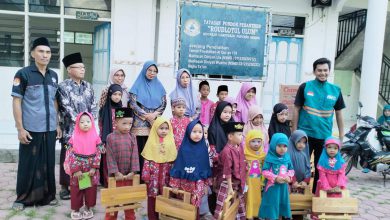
[
  {"xmin": 279, "ymin": 85, "xmax": 300, "ymax": 120},
  {"xmin": 178, "ymin": 4, "xmax": 268, "ymax": 77}
]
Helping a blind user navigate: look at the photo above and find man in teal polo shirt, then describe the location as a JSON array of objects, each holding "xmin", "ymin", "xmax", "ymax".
[{"xmin": 292, "ymin": 57, "xmax": 345, "ymax": 193}]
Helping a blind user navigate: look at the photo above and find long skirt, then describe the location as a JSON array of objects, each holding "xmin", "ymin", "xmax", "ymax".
[{"xmin": 15, "ymin": 131, "xmax": 57, "ymax": 206}]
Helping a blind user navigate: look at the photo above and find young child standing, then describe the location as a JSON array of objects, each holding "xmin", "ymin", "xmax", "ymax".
[
  {"xmin": 316, "ymin": 137, "xmax": 347, "ymax": 197},
  {"xmin": 235, "ymin": 82, "xmax": 257, "ymax": 123},
  {"xmin": 244, "ymin": 105, "xmax": 269, "ymax": 153},
  {"xmin": 244, "ymin": 130, "xmax": 266, "ymax": 219},
  {"xmin": 214, "ymin": 122, "xmax": 246, "ymax": 220},
  {"xmin": 170, "ymin": 119, "xmax": 212, "ymax": 219},
  {"xmin": 288, "ymin": 130, "xmax": 311, "ymax": 193},
  {"xmin": 64, "ymin": 112, "xmax": 102, "ymax": 220},
  {"xmin": 98, "ymin": 83, "xmax": 123, "ymax": 187},
  {"xmin": 259, "ymin": 133, "xmax": 294, "ymax": 220},
  {"xmin": 105, "ymin": 108, "xmax": 140, "ymax": 220},
  {"xmin": 224, "ymin": 96, "xmax": 239, "ymax": 122},
  {"xmin": 377, "ymin": 104, "xmax": 390, "ymax": 125},
  {"xmin": 209, "ymin": 85, "xmax": 228, "ymax": 123},
  {"xmin": 268, "ymin": 103, "xmax": 291, "ymax": 140},
  {"xmin": 199, "ymin": 80, "xmax": 214, "ymax": 126},
  {"xmin": 208, "ymin": 101, "xmax": 234, "ymax": 153},
  {"xmin": 141, "ymin": 117, "xmax": 177, "ymax": 220},
  {"xmin": 170, "ymin": 97, "xmax": 191, "ymax": 149}
]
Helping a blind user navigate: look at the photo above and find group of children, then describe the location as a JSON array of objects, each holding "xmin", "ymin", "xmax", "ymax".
[{"xmin": 62, "ymin": 75, "xmax": 348, "ymax": 220}]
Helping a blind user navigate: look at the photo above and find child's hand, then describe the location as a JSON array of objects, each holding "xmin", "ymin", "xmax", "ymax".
[
  {"xmin": 275, "ymin": 177, "xmax": 284, "ymax": 184},
  {"xmin": 115, "ymin": 172, "xmax": 124, "ymax": 181},
  {"xmin": 171, "ymin": 188, "xmax": 179, "ymax": 194},
  {"xmin": 284, "ymin": 176, "xmax": 291, "ymax": 183},
  {"xmin": 333, "ymin": 186, "xmax": 341, "ymax": 193},
  {"xmin": 100, "ymin": 146, "xmax": 106, "ymax": 154},
  {"xmin": 300, "ymin": 181, "xmax": 308, "ymax": 188},
  {"xmin": 124, "ymin": 172, "xmax": 134, "ymax": 180},
  {"xmin": 73, "ymin": 171, "xmax": 83, "ymax": 180},
  {"xmin": 292, "ymin": 181, "xmax": 299, "ymax": 189},
  {"xmin": 89, "ymin": 168, "xmax": 96, "ymax": 176},
  {"xmin": 227, "ymin": 186, "xmax": 234, "ymax": 195},
  {"xmin": 204, "ymin": 187, "xmax": 208, "ymax": 195}
]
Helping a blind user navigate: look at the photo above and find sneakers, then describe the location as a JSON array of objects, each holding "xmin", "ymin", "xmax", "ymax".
[
  {"xmin": 71, "ymin": 211, "xmax": 83, "ymax": 220},
  {"xmin": 83, "ymin": 209, "xmax": 94, "ymax": 219}
]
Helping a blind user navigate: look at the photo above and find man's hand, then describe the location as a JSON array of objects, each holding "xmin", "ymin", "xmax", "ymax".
[
  {"xmin": 56, "ymin": 126, "xmax": 62, "ymax": 139},
  {"xmin": 18, "ymin": 128, "xmax": 32, "ymax": 145}
]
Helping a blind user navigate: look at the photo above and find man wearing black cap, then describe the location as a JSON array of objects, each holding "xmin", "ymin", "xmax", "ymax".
[
  {"xmin": 57, "ymin": 52, "xmax": 98, "ymax": 200},
  {"xmin": 11, "ymin": 37, "xmax": 61, "ymax": 210}
]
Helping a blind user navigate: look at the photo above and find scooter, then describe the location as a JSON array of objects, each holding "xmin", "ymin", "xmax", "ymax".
[{"xmin": 341, "ymin": 102, "xmax": 390, "ymax": 185}]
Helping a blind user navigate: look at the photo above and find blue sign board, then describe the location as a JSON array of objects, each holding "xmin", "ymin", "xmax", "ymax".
[{"xmin": 179, "ymin": 4, "xmax": 268, "ymax": 77}]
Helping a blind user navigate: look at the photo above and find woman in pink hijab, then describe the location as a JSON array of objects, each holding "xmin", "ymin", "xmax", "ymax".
[
  {"xmin": 235, "ymin": 82, "xmax": 257, "ymax": 123},
  {"xmin": 99, "ymin": 68, "xmax": 129, "ymax": 108},
  {"xmin": 243, "ymin": 105, "xmax": 269, "ymax": 153}
]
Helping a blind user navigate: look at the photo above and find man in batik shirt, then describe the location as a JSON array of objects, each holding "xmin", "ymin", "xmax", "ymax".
[{"xmin": 57, "ymin": 52, "xmax": 98, "ymax": 200}]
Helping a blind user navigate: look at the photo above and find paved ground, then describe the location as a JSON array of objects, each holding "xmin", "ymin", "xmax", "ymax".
[{"xmin": 0, "ymin": 163, "xmax": 389, "ymax": 220}]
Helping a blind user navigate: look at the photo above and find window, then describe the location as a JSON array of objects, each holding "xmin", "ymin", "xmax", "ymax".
[
  {"xmin": 272, "ymin": 15, "xmax": 305, "ymax": 35},
  {"xmin": 0, "ymin": 14, "xmax": 24, "ymax": 67},
  {"xmin": 29, "ymin": 0, "xmax": 60, "ymax": 14},
  {"xmin": 64, "ymin": 0, "xmax": 111, "ymax": 18},
  {"xmin": 0, "ymin": 0, "xmax": 24, "ymax": 11}
]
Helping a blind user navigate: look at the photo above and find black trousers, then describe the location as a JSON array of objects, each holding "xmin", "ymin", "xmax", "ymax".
[
  {"xmin": 16, "ymin": 131, "xmax": 57, "ymax": 206},
  {"xmin": 308, "ymin": 136, "xmax": 325, "ymax": 194}
]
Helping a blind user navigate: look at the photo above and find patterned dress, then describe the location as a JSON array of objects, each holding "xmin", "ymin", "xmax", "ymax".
[
  {"xmin": 142, "ymin": 160, "xmax": 173, "ymax": 197},
  {"xmin": 170, "ymin": 116, "xmax": 191, "ymax": 149}
]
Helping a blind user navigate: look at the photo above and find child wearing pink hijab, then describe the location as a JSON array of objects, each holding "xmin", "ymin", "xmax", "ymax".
[
  {"xmin": 235, "ymin": 82, "xmax": 257, "ymax": 123},
  {"xmin": 243, "ymin": 105, "xmax": 269, "ymax": 153},
  {"xmin": 64, "ymin": 112, "xmax": 103, "ymax": 220}
]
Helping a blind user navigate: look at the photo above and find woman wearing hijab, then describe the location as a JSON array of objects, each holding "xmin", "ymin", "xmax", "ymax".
[
  {"xmin": 235, "ymin": 82, "xmax": 257, "ymax": 123},
  {"xmin": 129, "ymin": 61, "xmax": 167, "ymax": 172},
  {"xmin": 169, "ymin": 68, "xmax": 201, "ymax": 120},
  {"xmin": 268, "ymin": 103, "xmax": 291, "ymax": 141},
  {"xmin": 243, "ymin": 105, "xmax": 269, "ymax": 153},
  {"xmin": 99, "ymin": 68, "xmax": 129, "ymax": 108},
  {"xmin": 288, "ymin": 130, "xmax": 311, "ymax": 194}
]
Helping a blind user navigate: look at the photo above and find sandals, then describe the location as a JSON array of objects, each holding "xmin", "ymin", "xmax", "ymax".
[
  {"xmin": 12, "ymin": 202, "xmax": 24, "ymax": 211},
  {"xmin": 71, "ymin": 211, "xmax": 83, "ymax": 220},
  {"xmin": 59, "ymin": 189, "xmax": 71, "ymax": 200},
  {"xmin": 83, "ymin": 209, "xmax": 94, "ymax": 219}
]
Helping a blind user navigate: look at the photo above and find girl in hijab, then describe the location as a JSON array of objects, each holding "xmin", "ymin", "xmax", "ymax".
[
  {"xmin": 244, "ymin": 105, "xmax": 269, "ymax": 153},
  {"xmin": 315, "ymin": 137, "xmax": 347, "ymax": 198},
  {"xmin": 378, "ymin": 104, "xmax": 390, "ymax": 126},
  {"xmin": 129, "ymin": 61, "xmax": 167, "ymax": 172},
  {"xmin": 141, "ymin": 117, "xmax": 177, "ymax": 220},
  {"xmin": 268, "ymin": 103, "xmax": 291, "ymax": 141},
  {"xmin": 208, "ymin": 101, "xmax": 234, "ymax": 153},
  {"xmin": 259, "ymin": 133, "xmax": 294, "ymax": 220},
  {"xmin": 98, "ymin": 84, "xmax": 123, "ymax": 187},
  {"xmin": 64, "ymin": 112, "xmax": 102, "ymax": 220},
  {"xmin": 99, "ymin": 68, "xmax": 129, "ymax": 108},
  {"xmin": 224, "ymin": 96, "xmax": 239, "ymax": 122},
  {"xmin": 235, "ymin": 82, "xmax": 257, "ymax": 123},
  {"xmin": 244, "ymin": 130, "xmax": 266, "ymax": 219},
  {"xmin": 169, "ymin": 68, "xmax": 201, "ymax": 120},
  {"xmin": 288, "ymin": 130, "xmax": 311, "ymax": 193},
  {"xmin": 170, "ymin": 120, "xmax": 212, "ymax": 219}
]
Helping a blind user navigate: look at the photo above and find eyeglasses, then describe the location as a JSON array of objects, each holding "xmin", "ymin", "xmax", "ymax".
[
  {"xmin": 69, "ymin": 66, "xmax": 86, "ymax": 70},
  {"xmin": 147, "ymin": 69, "xmax": 158, "ymax": 74}
]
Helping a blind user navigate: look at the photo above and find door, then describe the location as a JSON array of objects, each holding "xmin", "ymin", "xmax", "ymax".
[
  {"xmin": 262, "ymin": 36, "xmax": 303, "ymax": 122},
  {"xmin": 92, "ymin": 22, "xmax": 111, "ymax": 99}
]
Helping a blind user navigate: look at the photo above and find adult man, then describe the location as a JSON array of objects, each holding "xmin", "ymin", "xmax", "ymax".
[
  {"xmin": 58, "ymin": 52, "xmax": 98, "ymax": 200},
  {"xmin": 11, "ymin": 37, "xmax": 61, "ymax": 210},
  {"xmin": 292, "ymin": 57, "xmax": 345, "ymax": 193}
]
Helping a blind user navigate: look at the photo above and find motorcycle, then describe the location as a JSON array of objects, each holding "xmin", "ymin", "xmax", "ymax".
[{"xmin": 341, "ymin": 102, "xmax": 390, "ymax": 184}]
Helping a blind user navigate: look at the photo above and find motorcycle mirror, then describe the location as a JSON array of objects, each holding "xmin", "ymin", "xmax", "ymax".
[{"xmin": 358, "ymin": 101, "xmax": 363, "ymax": 108}]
